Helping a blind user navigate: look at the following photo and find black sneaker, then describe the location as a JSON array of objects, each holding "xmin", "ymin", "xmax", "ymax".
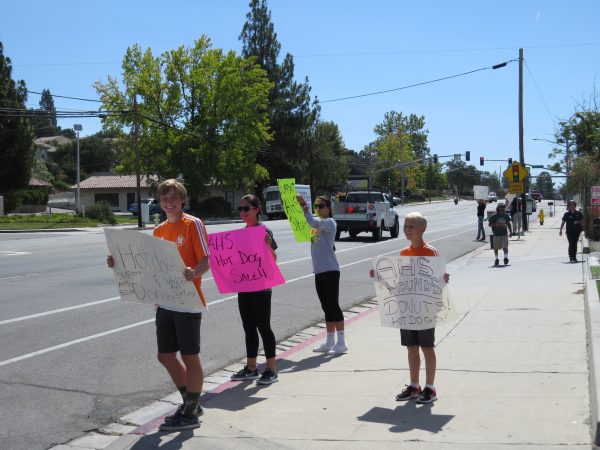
[
  {"xmin": 159, "ymin": 412, "xmax": 200, "ymax": 431},
  {"xmin": 163, "ymin": 404, "xmax": 203, "ymax": 426},
  {"xmin": 395, "ymin": 384, "xmax": 422, "ymax": 401},
  {"xmin": 504, "ymin": 257, "xmax": 509, "ymax": 265},
  {"xmin": 231, "ymin": 366, "xmax": 259, "ymax": 381},
  {"xmin": 494, "ymin": 259, "xmax": 499, "ymax": 266},
  {"xmin": 256, "ymin": 368, "xmax": 278, "ymax": 385},
  {"xmin": 416, "ymin": 387, "xmax": 437, "ymax": 404}
]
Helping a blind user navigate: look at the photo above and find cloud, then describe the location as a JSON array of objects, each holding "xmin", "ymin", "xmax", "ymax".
[{"xmin": 536, "ymin": 10, "xmax": 541, "ymax": 21}]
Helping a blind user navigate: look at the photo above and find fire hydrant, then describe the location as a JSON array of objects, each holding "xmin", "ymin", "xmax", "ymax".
[{"xmin": 538, "ymin": 209, "xmax": 544, "ymax": 225}]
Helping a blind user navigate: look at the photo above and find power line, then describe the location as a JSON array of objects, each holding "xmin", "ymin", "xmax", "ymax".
[
  {"xmin": 318, "ymin": 60, "xmax": 517, "ymax": 103},
  {"xmin": 524, "ymin": 60, "xmax": 556, "ymax": 127},
  {"xmin": 26, "ymin": 90, "xmax": 103, "ymax": 103}
]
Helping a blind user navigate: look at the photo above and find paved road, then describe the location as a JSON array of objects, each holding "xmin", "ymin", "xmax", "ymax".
[{"xmin": 0, "ymin": 200, "xmax": 487, "ymax": 450}]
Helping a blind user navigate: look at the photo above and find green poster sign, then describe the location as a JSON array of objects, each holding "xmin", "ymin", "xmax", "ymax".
[{"xmin": 277, "ymin": 178, "xmax": 312, "ymax": 242}]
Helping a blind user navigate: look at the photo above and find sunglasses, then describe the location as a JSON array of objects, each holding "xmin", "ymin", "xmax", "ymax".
[
  {"xmin": 237, "ymin": 206, "xmax": 255, "ymax": 212},
  {"xmin": 314, "ymin": 203, "xmax": 327, "ymax": 209}
]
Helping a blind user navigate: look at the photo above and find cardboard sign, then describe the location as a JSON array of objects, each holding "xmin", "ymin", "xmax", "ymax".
[
  {"xmin": 208, "ymin": 225, "xmax": 285, "ymax": 293},
  {"xmin": 473, "ymin": 185, "xmax": 489, "ymax": 200},
  {"xmin": 277, "ymin": 178, "xmax": 312, "ymax": 242},
  {"xmin": 372, "ymin": 255, "xmax": 456, "ymax": 330},
  {"xmin": 104, "ymin": 228, "xmax": 206, "ymax": 311}
]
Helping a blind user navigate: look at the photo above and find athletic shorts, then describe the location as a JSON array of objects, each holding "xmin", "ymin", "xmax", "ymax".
[
  {"xmin": 156, "ymin": 307, "xmax": 202, "ymax": 355},
  {"xmin": 400, "ymin": 328, "xmax": 435, "ymax": 347},
  {"xmin": 492, "ymin": 234, "xmax": 509, "ymax": 250}
]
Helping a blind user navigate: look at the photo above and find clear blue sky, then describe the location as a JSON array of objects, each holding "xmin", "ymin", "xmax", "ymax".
[{"xmin": 2, "ymin": 0, "xmax": 599, "ymax": 182}]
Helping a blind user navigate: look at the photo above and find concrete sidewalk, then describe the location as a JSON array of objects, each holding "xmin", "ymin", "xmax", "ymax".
[{"xmin": 57, "ymin": 213, "xmax": 595, "ymax": 450}]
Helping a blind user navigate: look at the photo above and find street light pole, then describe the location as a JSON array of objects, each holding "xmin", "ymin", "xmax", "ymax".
[{"xmin": 74, "ymin": 124, "xmax": 82, "ymax": 214}]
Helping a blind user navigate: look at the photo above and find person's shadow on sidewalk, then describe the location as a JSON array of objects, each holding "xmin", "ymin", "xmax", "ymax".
[
  {"xmin": 202, "ymin": 354, "xmax": 337, "ymax": 412},
  {"xmin": 357, "ymin": 402, "xmax": 454, "ymax": 433},
  {"xmin": 129, "ymin": 429, "xmax": 194, "ymax": 449}
]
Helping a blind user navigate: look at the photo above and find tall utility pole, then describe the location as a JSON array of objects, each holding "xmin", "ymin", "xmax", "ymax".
[
  {"xmin": 518, "ymin": 48, "xmax": 528, "ymax": 232},
  {"xmin": 134, "ymin": 95, "xmax": 142, "ymax": 229}
]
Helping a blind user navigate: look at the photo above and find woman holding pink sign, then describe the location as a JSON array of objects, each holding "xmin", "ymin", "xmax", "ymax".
[
  {"xmin": 230, "ymin": 194, "xmax": 280, "ymax": 385},
  {"xmin": 297, "ymin": 195, "xmax": 347, "ymax": 354}
]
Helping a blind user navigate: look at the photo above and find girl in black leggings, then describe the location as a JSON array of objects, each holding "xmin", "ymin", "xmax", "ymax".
[
  {"xmin": 230, "ymin": 195, "xmax": 279, "ymax": 385},
  {"xmin": 297, "ymin": 195, "xmax": 347, "ymax": 354}
]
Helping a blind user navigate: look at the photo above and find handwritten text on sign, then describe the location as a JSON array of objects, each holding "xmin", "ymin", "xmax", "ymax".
[
  {"xmin": 372, "ymin": 255, "xmax": 456, "ymax": 330},
  {"xmin": 208, "ymin": 226, "xmax": 285, "ymax": 293},
  {"xmin": 277, "ymin": 178, "xmax": 312, "ymax": 242},
  {"xmin": 104, "ymin": 228, "xmax": 205, "ymax": 310}
]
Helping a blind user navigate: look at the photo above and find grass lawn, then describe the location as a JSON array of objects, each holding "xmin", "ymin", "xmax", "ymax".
[{"xmin": 0, "ymin": 213, "xmax": 137, "ymax": 230}]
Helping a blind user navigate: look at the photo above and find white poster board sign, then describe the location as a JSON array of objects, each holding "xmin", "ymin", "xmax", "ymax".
[
  {"xmin": 372, "ymin": 255, "xmax": 456, "ymax": 330},
  {"xmin": 104, "ymin": 228, "xmax": 206, "ymax": 311},
  {"xmin": 473, "ymin": 185, "xmax": 489, "ymax": 200}
]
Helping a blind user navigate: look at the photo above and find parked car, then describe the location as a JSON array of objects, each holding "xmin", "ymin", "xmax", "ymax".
[
  {"xmin": 487, "ymin": 192, "xmax": 497, "ymax": 202},
  {"xmin": 530, "ymin": 190, "xmax": 543, "ymax": 202},
  {"xmin": 129, "ymin": 198, "xmax": 162, "ymax": 216}
]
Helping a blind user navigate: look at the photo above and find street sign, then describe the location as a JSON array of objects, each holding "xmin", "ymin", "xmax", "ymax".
[
  {"xmin": 592, "ymin": 186, "xmax": 600, "ymax": 205},
  {"xmin": 509, "ymin": 182, "xmax": 524, "ymax": 194},
  {"xmin": 503, "ymin": 162, "xmax": 528, "ymax": 183},
  {"xmin": 530, "ymin": 165, "xmax": 544, "ymax": 169}
]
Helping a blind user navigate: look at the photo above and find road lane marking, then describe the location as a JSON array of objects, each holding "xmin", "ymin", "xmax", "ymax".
[
  {"xmin": 0, "ymin": 297, "xmax": 120, "ymax": 325},
  {"xmin": 0, "ymin": 251, "xmax": 31, "ymax": 256},
  {"xmin": 0, "ymin": 227, "xmax": 473, "ymax": 367}
]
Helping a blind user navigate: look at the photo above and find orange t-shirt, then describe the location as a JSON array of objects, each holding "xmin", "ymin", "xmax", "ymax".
[
  {"xmin": 154, "ymin": 213, "xmax": 210, "ymax": 310},
  {"xmin": 400, "ymin": 243, "xmax": 439, "ymax": 257}
]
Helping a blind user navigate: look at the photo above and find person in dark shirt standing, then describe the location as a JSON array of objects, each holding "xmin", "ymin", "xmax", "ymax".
[
  {"xmin": 559, "ymin": 200, "xmax": 585, "ymax": 262},
  {"xmin": 476, "ymin": 199, "xmax": 487, "ymax": 241},
  {"xmin": 488, "ymin": 203, "xmax": 513, "ymax": 266}
]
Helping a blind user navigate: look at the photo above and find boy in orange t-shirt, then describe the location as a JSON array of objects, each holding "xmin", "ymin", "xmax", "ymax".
[
  {"xmin": 107, "ymin": 179, "xmax": 209, "ymax": 431},
  {"xmin": 371, "ymin": 212, "xmax": 449, "ymax": 404}
]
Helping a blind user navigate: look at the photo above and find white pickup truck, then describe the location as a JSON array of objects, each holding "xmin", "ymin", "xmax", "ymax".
[{"xmin": 333, "ymin": 191, "xmax": 400, "ymax": 240}]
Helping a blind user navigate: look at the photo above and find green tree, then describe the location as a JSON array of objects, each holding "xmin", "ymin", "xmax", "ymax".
[
  {"xmin": 240, "ymin": 0, "xmax": 317, "ymax": 183},
  {"xmin": 445, "ymin": 160, "xmax": 480, "ymax": 196},
  {"xmin": 0, "ymin": 42, "xmax": 35, "ymax": 193},
  {"xmin": 51, "ymin": 131, "xmax": 117, "ymax": 183},
  {"xmin": 94, "ymin": 37, "xmax": 272, "ymax": 201},
  {"xmin": 369, "ymin": 111, "xmax": 430, "ymax": 192},
  {"xmin": 308, "ymin": 121, "xmax": 350, "ymax": 194},
  {"xmin": 533, "ymin": 171, "xmax": 555, "ymax": 199},
  {"xmin": 479, "ymin": 170, "xmax": 501, "ymax": 193},
  {"xmin": 29, "ymin": 89, "xmax": 58, "ymax": 138}
]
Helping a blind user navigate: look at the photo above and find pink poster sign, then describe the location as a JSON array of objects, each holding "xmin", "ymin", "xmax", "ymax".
[
  {"xmin": 592, "ymin": 186, "xmax": 600, "ymax": 205},
  {"xmin": 208, "ymin": 226, "xmax": 285, "ymax": 293}
]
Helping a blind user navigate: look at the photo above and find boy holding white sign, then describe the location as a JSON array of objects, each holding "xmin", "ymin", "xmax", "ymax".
[
  {"xmin": 370, "ymin": 212, "xmax": 449, "ymax": 404},
  {"xmin": 107, "ymin": 179, "xmax": 210, "ymax": 431}
]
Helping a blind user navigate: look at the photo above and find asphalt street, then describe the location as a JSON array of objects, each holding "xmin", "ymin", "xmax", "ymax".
[{"xmin": 0, "ymin": 199, "xmax": 488, "ymax": 450}]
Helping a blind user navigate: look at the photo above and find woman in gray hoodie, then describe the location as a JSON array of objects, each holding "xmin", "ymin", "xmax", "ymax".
[{"xmin": 297, "ymin": 195, "xmax": 347, "ymax": 354}]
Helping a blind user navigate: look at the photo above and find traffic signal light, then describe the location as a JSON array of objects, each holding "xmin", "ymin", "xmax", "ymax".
[
  {"xmin": 433, "ymin": 154, "xmax": 438, "ymax": 164},
  {"xmin": 479, "ymin": 156, "xmax": 484, "ymax": 166},
  {"xmin": 512, "ymin": 163, "xmax": 519, "ymax": 182},
  {"xmin": 508, "ymin": 158, "xmax": 512, "ymax": 165},
  {"xmin": 465, "ymin": 151, "xmax": 470, "ymax": 161}
]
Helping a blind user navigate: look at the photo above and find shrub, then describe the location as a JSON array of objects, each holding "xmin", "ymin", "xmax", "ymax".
[
  {"xmin": 195, "ymin": 196, "xmax": 232, "ymax": 218},
  {"xmin": 85, "ymin": 201, "xmax": 117, "ymax": 224},
  {"xmin": 1, "ymin": 189, "xmax": 49, "ymax": 212}
]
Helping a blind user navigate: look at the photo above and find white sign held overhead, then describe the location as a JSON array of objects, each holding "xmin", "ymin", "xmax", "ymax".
[{"xmin": 473, "ymin": 185, "xmax": 489, "ymax": 200}]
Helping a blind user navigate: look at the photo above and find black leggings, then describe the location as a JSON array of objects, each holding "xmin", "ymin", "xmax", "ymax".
[
  {"xmin": 237, "ymin": 290, "xmax": 276, "ymax": 359},
  {"xmin": 315, "ymin": 271, "xmax": 343, "ymax": 322}
]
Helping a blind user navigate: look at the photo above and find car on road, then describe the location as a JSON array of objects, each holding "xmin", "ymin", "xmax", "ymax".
[
  {"xmin": 487, "ymin": 192, "xmax": 497, "ymax": 202},
  {"xmin": 530, "ymin": 190, "xmax": 543, "ymax": 202},
  {"xmin": 129, "ymin": 198, "xmax": 162, "ymax": 216}
]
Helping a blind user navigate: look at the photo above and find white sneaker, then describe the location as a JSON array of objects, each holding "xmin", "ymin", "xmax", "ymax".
[
  {"xmin": 313, "ymin": 343, "xmax": 333, "ymax": 353},
  {"xmin": 329, "ymin": 343, "xmax": 348, "ymax": 354}
]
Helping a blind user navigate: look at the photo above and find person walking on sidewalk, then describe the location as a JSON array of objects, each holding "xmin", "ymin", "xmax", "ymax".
[
  {"xmin": 476, "ymin": 199, "xmax": 487, "ymax": 241},
  {"xmin": 510, "ymin": 196, "xmax": 522, "ymax": 239},
  {"xmin": 230, "ymin": 195, "xmax": 280, "ymax": 385},
  {"xmin": 297, "ymin": 194, "xmax": 347, "ymax": 355},
  {"xmin": 371, "ymin": 212, "xmax": 449, "ymax": 404},
  {"xmin": 107, "ymin": 179, "xmax": 210, "ymax": 432},
  {"xmin": 559, "ymin": 200, "xmax": 585, "ymax": 263},
  {"xmin": 488, "ymin": 203, "xmax": 513, "ymax": 266}
]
